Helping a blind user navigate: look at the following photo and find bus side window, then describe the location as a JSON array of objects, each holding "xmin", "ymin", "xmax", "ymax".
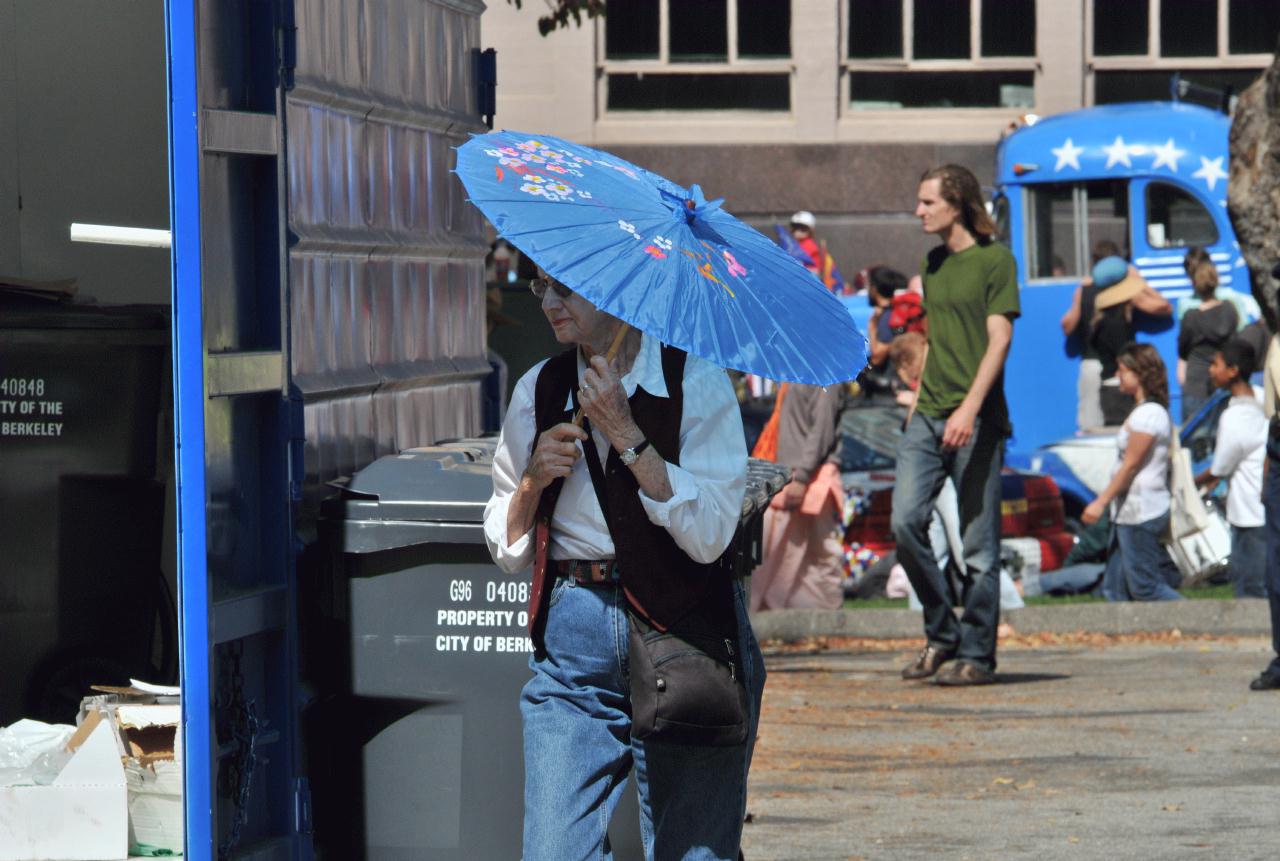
[
  {"xmin": 1084, "ymin": 179, "xmax": 1128, "ymax": 263},
  {"xmin": 1025, "ymin": 180, "xmax": 1128, "ymax": 280},
  {"xmin": 1026, "ymin": 183, "xmax": 1077, "ymax": 279},
  {"xmin": 1145, "ymin": 182, "xmax": 1218, "ymax": 249}
]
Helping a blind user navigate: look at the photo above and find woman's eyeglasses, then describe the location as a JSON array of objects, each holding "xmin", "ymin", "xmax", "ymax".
[{"xmin": 530, "ymin": 276, "xmax": 573, "ymax": 301}]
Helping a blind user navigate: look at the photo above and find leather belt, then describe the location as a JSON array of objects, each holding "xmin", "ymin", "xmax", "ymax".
[{"xmin": 551, "ymin": 559, "xmax": 619, "ymax": 584}]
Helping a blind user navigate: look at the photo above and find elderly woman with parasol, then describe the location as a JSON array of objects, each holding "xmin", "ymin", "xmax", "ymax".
[{"xmin": 462, "ymin": 132, "xmax": 865, "ymax": 860}]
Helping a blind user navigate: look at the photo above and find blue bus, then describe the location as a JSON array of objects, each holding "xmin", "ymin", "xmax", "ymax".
[{"xmin": 993, "ymin": 101, "xmax": 1254, "ymax": 449}]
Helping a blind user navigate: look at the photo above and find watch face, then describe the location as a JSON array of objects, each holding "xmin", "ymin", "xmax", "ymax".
[{"xmin": 620, "ymin": 448, "xmax": 638, "ymax": 466}]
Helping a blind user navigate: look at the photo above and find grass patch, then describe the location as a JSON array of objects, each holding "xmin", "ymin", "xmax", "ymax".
[
  {"xmin": 1024, "ymin": 592, "xmax": 1103, "ymax": 605},
  {"xmin": 842, "ymin": 596, "xmax": 908, "ymax": 610},
  {"xmin": 1181, "ymin": 582, "xmax": 1235, "ymax": 600},
  {"xmin": 841, "ymin": 580, "xmax": 1239, "ymax": 610}
]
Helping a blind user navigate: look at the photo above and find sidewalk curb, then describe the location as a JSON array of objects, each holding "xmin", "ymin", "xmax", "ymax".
[{"xmin": 750, "ymin": 599, "xmax": 1272, "ymax": 642}]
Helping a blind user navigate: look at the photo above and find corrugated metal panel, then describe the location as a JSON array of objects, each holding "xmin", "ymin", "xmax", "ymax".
[
  {"xmin": 288, "ymin": 0, "xmax": 488, "ymax": 506},
  {"xmin": 168, "ymin": 2, "xmax": 488, "ymax": 856}
]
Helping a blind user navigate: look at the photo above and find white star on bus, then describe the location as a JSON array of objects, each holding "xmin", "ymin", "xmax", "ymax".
[
  {"xmin": 1150, "ymin": 138, "xmax": 1186, "ymax": 171},
  {"xmin": 1192, "ymin": 156, "xmax": 1228, "ymax": 191},
  {"xmin": 1052, "ymin": 138, "xmax": 1084, "ymax": 172},
  {"xmin": 1102, "ymin": 136, "xmax": 1143, "ymax": 168}
]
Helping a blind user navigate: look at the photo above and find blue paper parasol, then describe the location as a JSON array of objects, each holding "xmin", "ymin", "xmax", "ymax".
[{"xmin": 456, "ymin": 131, "xmax": 866, "ymax": 385}]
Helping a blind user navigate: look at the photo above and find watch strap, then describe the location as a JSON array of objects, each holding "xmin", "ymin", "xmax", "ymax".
[{"xmin": 621, "ymin": 438, "xmax": 650, "ymax": 464}]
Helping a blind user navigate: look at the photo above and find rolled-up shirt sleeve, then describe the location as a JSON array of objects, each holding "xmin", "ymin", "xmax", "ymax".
[
  {"xmin": 483, "ymin": 363, "xmax": 544, "ymax": 573},
  {"xmin": 638, "ymin": 358, "xmax": 748, "ymax": 564}
]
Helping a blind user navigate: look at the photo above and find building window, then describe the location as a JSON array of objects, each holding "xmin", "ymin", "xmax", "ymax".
[
  {"xmin": 1090, "ymin": 0, "xmax": 1278, "ymax": 105},
  {"xmin": 844, "ymin": 0, "xmax": 1037, "ymax": 111},
  {"xmin": 1095, "ymin": 68, "xmax": 1264, "ymax": 104},
  {"xmin": 601, "ymin": 0, "xmax": 792, "ymax": 112}
]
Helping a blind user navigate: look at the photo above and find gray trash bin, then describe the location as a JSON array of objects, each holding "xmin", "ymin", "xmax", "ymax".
[
  {"xmin": 309, "ymin": 438, "xmax": 786, "ymax": 860},
  {"xmin": 309, "ymin": 439, "xmax": 544, "ymax": 860}
]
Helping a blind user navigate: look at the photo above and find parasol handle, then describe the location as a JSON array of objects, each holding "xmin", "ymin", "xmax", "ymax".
[{"xmin": 573, "ymin": 322, "xmax": 632, "ymax": 427}]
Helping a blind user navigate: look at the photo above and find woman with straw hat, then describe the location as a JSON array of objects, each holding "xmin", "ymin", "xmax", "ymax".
[{"xmin": 1090, "ymin": 256, "xmax": 1157, "ymax": 425}]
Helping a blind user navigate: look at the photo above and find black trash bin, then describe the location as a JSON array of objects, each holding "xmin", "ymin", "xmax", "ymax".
[
  {"xmin": 308, "ymin": 439, "xmax": 786, "ymax": 860},
  {"xmin": 0, "ymin": 302, "xmax": 172, "ymax": 725}
]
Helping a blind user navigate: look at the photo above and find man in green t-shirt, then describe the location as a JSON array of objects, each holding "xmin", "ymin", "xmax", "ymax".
[{"xmin": 891, "ymin": 164, "xmax": 1020, "ymax": 686}]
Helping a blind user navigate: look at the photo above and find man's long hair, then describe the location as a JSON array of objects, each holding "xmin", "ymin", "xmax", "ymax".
[
  {"xmin": 1117, "ymin": 342, "xmax": 1170, "ymax": 409},
  {"xmin": 920, "ymin": 164, "xmax": 998, "ymax": 242}
]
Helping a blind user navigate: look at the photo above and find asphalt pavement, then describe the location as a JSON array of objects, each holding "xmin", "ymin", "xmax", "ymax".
[{"xmin": 741, "ymin": 633, "xmax": 1279, "ymax": 861}]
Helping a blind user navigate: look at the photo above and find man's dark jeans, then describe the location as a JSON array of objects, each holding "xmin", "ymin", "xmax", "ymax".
[
  {"xmin": 1230, "ymin": 525, "xmax": 1267, "ymax": 598},
  {"xmin": 891, "ymin": 412, "xmax": 1004, "ymax": 672},
  {"xmin": 1262, "ymin": 459, "xmax": 1280, "ymax": 676}
]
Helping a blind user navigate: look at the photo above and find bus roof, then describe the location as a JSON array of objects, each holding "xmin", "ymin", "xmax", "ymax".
[{"xmin": 995, "ymin": 101, "xmax": 1230, "ymax": 200}]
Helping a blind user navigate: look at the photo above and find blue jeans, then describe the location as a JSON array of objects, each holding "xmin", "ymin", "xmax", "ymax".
[
  {"xmin": 891, "ymin": 412, "xmax": 1005, "ymax": 672},
  {"xmin": 1230, "ymin": 525, "xmax": 1267, "ymax": 598},
  {"xmin": 1102, "ymin": 511, "xmax": 1184, "ymax": 602},
  {"xmin": 1262, "ymin": 459, "xmax": 1280, "ymax": 675},
  {"xmin": 1039, "ymin": 562, "xmax": 1105, "ymax": 595},
  {"xmin": 520, "ymin": 576, "xmax": 765, "ymax": 861}
]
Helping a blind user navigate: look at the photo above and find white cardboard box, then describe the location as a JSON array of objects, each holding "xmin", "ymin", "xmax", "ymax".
[{"xmin": 0, "ymin": 712, "xmax": 128, "ymax": 860}]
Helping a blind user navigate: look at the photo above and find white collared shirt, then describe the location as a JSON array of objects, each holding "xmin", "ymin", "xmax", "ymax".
[
  {"xmin": 483, "ymin": 332, "xmax": 748, "ymax": 572},
  {"xmin": 1211, "ymin": 393, "xmax": 1267, "ymax": 528}
]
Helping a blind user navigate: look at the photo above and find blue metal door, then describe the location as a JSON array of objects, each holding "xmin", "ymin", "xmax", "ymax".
[
  {"xmin": 168, "ymin": 0, "xmax": 490, "ymax": 857},
  {"xmin": 168, "ymin": 1, "xmax": 309, "ymax": 858}
]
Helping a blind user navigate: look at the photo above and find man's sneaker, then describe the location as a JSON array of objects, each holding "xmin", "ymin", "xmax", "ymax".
[
  {"xmin": 935, "ymin": 660, "xmax": 996, "ymax": 686},
  {"xmin": 901, "ymin": 645, "xmax": 955, "ymax": 680},
  {"xmin": 1249, "ymin": 672, "xmax": 1280, "ymax": 691}
]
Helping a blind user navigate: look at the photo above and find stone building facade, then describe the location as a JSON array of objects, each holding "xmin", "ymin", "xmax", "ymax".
[{"xmin": 483, "ymin": 0, "xmax": 1277, "ymax": 279}]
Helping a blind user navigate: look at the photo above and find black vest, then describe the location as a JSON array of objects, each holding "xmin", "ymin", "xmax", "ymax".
[{"xmin": 526, "ymin": 344, "xmax": 733, "ymax": 651}]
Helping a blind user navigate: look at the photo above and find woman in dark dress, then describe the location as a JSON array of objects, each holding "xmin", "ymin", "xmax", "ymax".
[{"xmin": 1179, "ymin": 261, "xmax": 1239, "ymax": 421}]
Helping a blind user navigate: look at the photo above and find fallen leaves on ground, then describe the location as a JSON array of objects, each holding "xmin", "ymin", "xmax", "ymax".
[{"xmin": 761, "ymin": 629, "xmax": 1236, "ymax": 656}]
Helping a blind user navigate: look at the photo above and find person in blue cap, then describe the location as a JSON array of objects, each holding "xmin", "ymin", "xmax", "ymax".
[
  {"xmin": 1088, "ymin": 256, "xmax": 1171, "ymax": 426},
  {"xmin": 1062, "ymin": 245, "xmax": 1171, "ymax": 431}
]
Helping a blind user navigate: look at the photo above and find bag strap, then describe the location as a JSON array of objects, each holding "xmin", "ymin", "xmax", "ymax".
[{"xmin": 1165, "ymin": 406, "xmax": 1182, "ymax": 492}]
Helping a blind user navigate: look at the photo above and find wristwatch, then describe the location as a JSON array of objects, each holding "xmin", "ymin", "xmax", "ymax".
[{"xmin": 619, "ymin": 438, "xmax": 650, "ymax": 466}]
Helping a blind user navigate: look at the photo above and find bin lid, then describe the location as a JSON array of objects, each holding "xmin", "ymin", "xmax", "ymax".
[
  {"xmin": 331, "ymin": 442, "xmax": 497, "ymax": 525},
  {"xmin": 327, "ymin": 442, "xmax": 787, "ymax": 532}
]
